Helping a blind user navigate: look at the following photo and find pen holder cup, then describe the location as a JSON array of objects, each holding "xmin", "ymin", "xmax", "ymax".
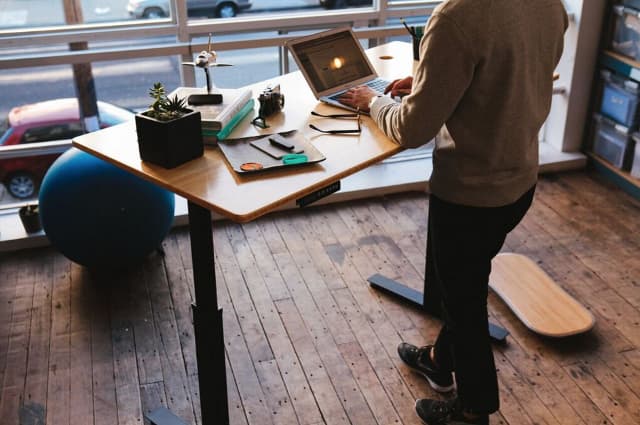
[{"xmin": 412, "ymin": 36, "xmax": 422, "ymax": 61}]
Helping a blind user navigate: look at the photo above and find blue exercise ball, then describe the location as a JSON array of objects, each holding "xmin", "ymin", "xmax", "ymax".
[{"xmin": 39, "ymin": 148, "xmax": 175, "ymax": 268}]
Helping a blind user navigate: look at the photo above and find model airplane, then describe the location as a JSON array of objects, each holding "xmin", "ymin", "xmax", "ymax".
[{"xmin": 182, "ymin": 33, "xmax": 232, "ymax": 104}]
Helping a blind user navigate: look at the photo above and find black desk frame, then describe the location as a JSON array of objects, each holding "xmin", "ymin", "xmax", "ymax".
[
  {"xmin": 147, "ymin": 201, "xmax": 229, "ymax": 425},
  {"xmin": 368, "ymin": 274, "xmax": 509, "ymax": 343}
]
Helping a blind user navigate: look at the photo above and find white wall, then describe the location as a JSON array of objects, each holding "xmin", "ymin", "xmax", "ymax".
[{"xmin": 544, "ymin": 0, "xmax": 607, "ymax": 152}]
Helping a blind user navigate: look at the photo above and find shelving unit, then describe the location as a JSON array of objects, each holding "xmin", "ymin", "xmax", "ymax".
[
  {"xmin": 588, "ymin": 44, "xmax": 640, "ymax": 198},
  {"xmin": 588, "ymin": 149, "xmax": 640, "ymax": 198},
  {"xmin": 600, "ymin": 50, "xmax": 640, "ymax": 81}
]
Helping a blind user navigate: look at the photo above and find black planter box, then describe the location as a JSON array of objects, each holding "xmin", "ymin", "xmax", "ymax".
[
  {"xmin": 19, "ymin": 206, "xmax": 42, "ymax": 233},
  {"xmin": 135, "ymin": 109, "xmax": 204, "ymax": 169}
]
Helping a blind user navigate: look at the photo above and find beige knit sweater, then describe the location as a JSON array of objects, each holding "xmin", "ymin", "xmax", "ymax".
[{"xmin": 371, "ymin": 0, "xmax": 568, "ymax": 207}]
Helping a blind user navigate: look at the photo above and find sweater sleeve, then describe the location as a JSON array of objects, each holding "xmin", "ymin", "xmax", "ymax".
[{"xmin": 371, "ymin": 13, "xmax": 476, "ymax": 149}]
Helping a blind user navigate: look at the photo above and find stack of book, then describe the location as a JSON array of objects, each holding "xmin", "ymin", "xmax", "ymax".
[{"xmin": 170, "ymin": 87, "xmax": 255, "ymax": 145}]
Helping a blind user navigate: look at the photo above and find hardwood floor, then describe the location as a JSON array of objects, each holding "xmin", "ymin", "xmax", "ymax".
[{"xmin": 0, "ymin": 170, "xmax": 639, "ymax": 425}]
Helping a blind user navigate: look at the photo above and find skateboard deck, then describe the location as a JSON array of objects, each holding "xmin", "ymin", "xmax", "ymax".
[{"xmin": 489, "ymin": 253, "xmax": 595, "ymax": 337}]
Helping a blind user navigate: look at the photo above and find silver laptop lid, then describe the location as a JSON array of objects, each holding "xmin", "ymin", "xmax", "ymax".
[{"xmin": 286, "ymin": 27, "xmax": 379, "ymax": 99}]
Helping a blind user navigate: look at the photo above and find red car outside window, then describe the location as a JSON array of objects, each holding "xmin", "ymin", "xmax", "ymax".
[{"xmin": 0, "ymin": 98, "xmax": 133, "ymax": 199}]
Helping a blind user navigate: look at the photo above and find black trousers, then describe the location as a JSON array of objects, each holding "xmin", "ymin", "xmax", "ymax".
[{"xmin": 423, "ymin": 185, "xmax": 536, "ymax": 414}]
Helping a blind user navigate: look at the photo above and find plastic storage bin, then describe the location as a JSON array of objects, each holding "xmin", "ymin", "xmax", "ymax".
[
  {"xmin": 592, "ymin": 114, "xmax": 636, "ymax": 170},
  {"xmin": 631, "ymin": 133, "xmax": 640, "ymax": 178},
  {"xmin": 623, "ymin": 1, "xmax": 640, "ymax": 10},
  {"xmin": 600, "ymin": 70, "xmax": 640, "ymax": 127},
  {"xmin": 611, "ymin": 5, "xmax": 640, "ymax": 61}
]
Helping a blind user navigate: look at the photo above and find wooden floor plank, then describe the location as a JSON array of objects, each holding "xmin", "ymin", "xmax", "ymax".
[
  {"xmin": 331, "ymin": 288, "xmax": 406, "ymax": 424},
  {"xmin": 0, "ymin": 170, "xmax": 639, "ymax": 424},
  {"xmin": 302, "ymin": 205, "xmax": 441, "ymax": 411},
  {"xmin": 0, "ymin": 255, "xmax": 36, "ymax": 425},
  {"xmin": 279, "ymin": 212, "xmax": 428, "ymax": 424},
  {"xmin": 213, "ymin": 226, "xmax": 278, "ymax": 425},
  {"xmin": 69, "ymin": 263, "xmax": 94, "ymax": 424},
  {"xmin": 215, "ymin": 226, "xmax": 274, "ymax": 364},
  {"xmin": 129, "ymin": 259, "xmax": 162, "ymax": 386},
  {"xmin": 45, "ymin": 255, "xmax": 71, "ymax": 425},
  {"xmin": 313, "ymin": 207, "xmax": 419, "ymax": 335},
  {"xmin": 90, "ymin": 272, "xmax": 119, "ymax": 425},
  {"xmin": 492, "ymin": 338, "xmax": 584, "ymax": 425},
  {"xmin": 489, "ymin": 300, "xmax": 603, "ymax": 425},
  {"xmin": 22, "ymin": 252, "xmax": 52, "ymax": 425},
  {"xmin": 0, "ymin": 255, "xmax": 17, "ymax": 395},
  {"xmin": 350, "ymin": 202, "xmax": 425, "ymax": 287},
  {"xmin": 160, "ymin": 234, "xmax": 198, "ymax": 378},
  {"xmin": 144, "ymin": 251, "xmax": 197, "ymax": 424},
  {"xmin": 565, "ymin": 359, "xmax": 639, "ymax": 425},
  {"xmin": 268, "ymin": 216, "xmax": 375, "ymax": 424},
  {"xmin": 275, "ymin": 298, "xmax": 351, "ymax": 425},
  {"xmin": 227, "ymin": 223, "xmax": 308, "ymax": 425},
  {"xmin": 243, "ymin": 220, "xmax": 295, "ymax": 295},
  {"xmin": 367, "ymin": 200, "xmax": 427, "ymax": 279},
  {"xmin": 292, "ymin": 207, "xmax": 433, "ymax": 423},
  {"xmin": 300, "ymin": 208, "xmax": 390, "ymax": 326},
  {"xmin": 493, "ymin": 347, "xmax": 562, "ymax": 425},
  {"xmin": 215, "ymin": 258, "xmax": 249, "ymax": 425},
  {"xmin": 110, "ymin": 269, "xmax": 144, "ymax": 425},
  {"xmin": 268, "ymin": 217, "xmax": 392, "ymax": 423}
]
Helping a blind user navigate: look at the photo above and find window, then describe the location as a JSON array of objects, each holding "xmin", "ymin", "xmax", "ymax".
[
  {"xmin": 0, "ymin": 118, "xmax": 9, "ymax": 142},
  {"xmin": 21, "ymin": 123, "xmax": 84, "ymax": 144},
  {"xmin": 0, "ymin": 1, "xmax": 592, "ymax": 239},
  {"xmin": 127, "ymin": 0, "xmax": 253, "ymax": 20}
]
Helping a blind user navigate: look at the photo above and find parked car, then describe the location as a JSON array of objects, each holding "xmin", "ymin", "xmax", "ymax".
[
  {"xmin": 320, "ymin": 0, "xmax": 372, "ymax": 9},
  {"xmin": 0, "ymin": 98, "xmax": 134, "ymax": 199},
  {"xmin": 127, "ymin": 0, "xmax": 252, "ymax": 19}
]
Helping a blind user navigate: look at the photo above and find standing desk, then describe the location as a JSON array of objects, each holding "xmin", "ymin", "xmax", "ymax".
[{"xmin": 72, "ymin": 41, "xmax": 413, "ymax": 425}]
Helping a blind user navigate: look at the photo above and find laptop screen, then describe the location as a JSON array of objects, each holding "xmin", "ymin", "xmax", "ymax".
[{"xmin": 288, "ymin": 29, "xmax": 376, "ymax": 95}]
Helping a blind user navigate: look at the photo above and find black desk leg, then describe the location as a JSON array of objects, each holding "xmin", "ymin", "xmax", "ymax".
[
  {"xmin": 146, "ymin": 201, "xmax": 229, "ymax": 425},
  {"xmin": 368, "ymin": 273, "xmax": 509, "ymax": 343}
]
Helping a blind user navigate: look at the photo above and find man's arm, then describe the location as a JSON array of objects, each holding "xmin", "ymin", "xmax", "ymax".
[{"xmin": 372, "ymin": 13, "xmax": 476, "ymax": 149}]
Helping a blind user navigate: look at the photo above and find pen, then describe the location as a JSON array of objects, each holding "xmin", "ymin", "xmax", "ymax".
[{"xmin": 400, "ymin": 18, "xmax": 417, "ymax": 38}]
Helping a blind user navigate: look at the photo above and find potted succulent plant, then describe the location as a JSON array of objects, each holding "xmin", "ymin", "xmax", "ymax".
[
  {"xmin": 135, "ymin": 82, "xmax": 204, "ymax": 168},
  {"xmin": 18, "ymin": 203, "xmax": 42, "ymax": 233}
]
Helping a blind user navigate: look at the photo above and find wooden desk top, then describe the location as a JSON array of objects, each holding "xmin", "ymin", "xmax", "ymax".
[{"xmin": 73, "ymin": 41, "xmax": 413, "ymax": 223}]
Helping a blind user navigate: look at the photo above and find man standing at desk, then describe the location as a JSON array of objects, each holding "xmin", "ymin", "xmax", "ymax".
[{"xmin": 340, "ymin": 0, "xmax": 567, "ymax": 424}]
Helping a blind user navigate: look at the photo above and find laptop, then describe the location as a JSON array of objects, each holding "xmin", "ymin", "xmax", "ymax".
[{"xmin": 286, "ymin": 27, "xmax": 390, "ymax": 113}]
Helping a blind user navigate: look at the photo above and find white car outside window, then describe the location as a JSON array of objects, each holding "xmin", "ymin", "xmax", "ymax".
[{"xmin": 127, "ymin": 0, "xmax": 252, "ymax": 19}]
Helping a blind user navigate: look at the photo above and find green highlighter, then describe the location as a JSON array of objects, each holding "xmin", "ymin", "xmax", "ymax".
[{"xmin": 282, "ymin": 154, "xmax": 308, "ymax": 165}]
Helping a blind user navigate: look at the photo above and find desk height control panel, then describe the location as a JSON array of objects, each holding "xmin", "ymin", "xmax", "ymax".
[{"xmin": 296, "ymin": 181, "xmax": 341, "ymax": 207}]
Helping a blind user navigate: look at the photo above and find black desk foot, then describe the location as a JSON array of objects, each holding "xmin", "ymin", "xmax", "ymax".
[
  {"xmin": 368, "ymin": 273, "xmax": 509, "ymax": 343},
  {"xmin": 146, "ymin": 407, "xmax": 188, "ymax": 425}
]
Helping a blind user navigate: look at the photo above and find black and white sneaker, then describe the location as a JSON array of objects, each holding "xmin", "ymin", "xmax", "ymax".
[
  {"xmin": 415, "ymin": 398, "xmax": 489, "ymax": 425},
  {"xmin": 397, "ymin": 343, "xmax": 455, "ymax": 392}
]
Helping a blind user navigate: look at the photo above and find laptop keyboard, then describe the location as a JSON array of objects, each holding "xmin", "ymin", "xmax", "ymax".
[
  {"xmin": 328, "ymin": 78, "xmax": 390, "ymax": 101},
  {"xmin": 366, "ymin": 78, "xmax": 390, "ymax": 92}
]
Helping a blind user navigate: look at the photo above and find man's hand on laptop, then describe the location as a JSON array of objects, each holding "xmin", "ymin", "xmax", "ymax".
[
  {"xmin": 340, "ymin": 86, "xmax": 377, "ymax": 112},
  {"xmin": 384, "ymin": 77, "xmax": 413, "ymax": 98},
  {"xmin": 342, "ymin": 77, "xmax": 414, "ymax": 112}
]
